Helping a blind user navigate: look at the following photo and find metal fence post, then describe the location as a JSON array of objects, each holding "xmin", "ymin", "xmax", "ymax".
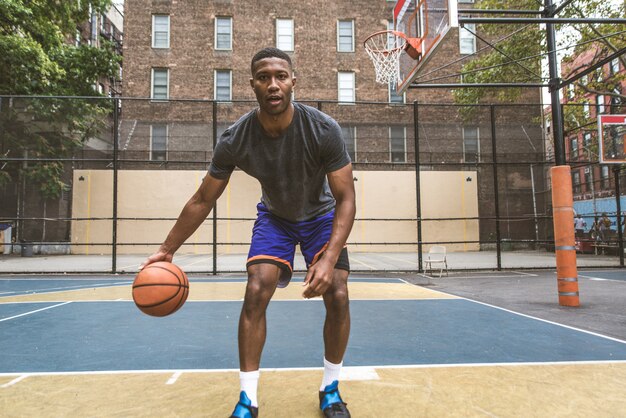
[
  {"xmin": 112, "ymin": 97, "xmax": 119, "ymax": 273},
  {"xmin": 413, "ymin": 101, "xmax": 423, "ymax": 272},
  {"xmin": 212, "ymin": 101, "xmax": 218, "ymax": 275},
  {"xmin": 614, "ymin": 166, "xmax": 624, "ymax": 267},
  {"xmin": 490, "ymin": 105, "xmax": 502, "ymax": 270}
]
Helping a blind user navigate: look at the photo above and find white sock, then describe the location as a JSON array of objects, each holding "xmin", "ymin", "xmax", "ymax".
[
  {"xmin": 320, "ymin": 358, "xmax": 342, "ymax": 391},
  {"xmin": 240, "ymin": 370, "xmax": 260, "ymax": 407}
]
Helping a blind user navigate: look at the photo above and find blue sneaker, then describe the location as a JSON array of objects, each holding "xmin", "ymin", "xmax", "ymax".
[
  {"xmin": 229, "ymin": 391, "xmax": 258, "ymax": 418},
  {"xmin": 319, "ymin": 380, "xmax": 350, "ymax": 417}
]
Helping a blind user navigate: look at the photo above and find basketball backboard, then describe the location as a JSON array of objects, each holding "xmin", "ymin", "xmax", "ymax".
[
  {"xmin": 598, "ymin": 114, "xmax": 626, "ymax": 164},
  {"xmin": 394, "ymin": 0, "xmax": 458, "ymax": 93}
]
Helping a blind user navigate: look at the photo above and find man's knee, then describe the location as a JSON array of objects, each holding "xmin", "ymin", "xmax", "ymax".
[
  {"xmin": 243, "ymin": 269, "xmax": 278, "ymax": 313},
  {"xmin": 325, "ymin": 272, "xmax": 350, "ymax": 310}
]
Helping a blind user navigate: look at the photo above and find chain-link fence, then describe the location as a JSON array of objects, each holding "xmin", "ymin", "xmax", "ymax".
[{"xmin": 0, "ymin": 96, "xmax": 624, "ymax": 273}]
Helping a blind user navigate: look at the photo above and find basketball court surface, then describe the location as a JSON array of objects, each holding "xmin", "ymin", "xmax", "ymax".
[
  {"xmin": 2, "ymin": 0, "xmax": 626, "ymax": 416},
  {"xmin": 1, "ymin": 269, "xmax": 625, "ymax": 417}
]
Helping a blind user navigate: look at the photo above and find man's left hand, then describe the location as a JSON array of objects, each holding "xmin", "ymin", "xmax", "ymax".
[{"xmin": 302, "ymin": 258, "xmax": 335, "ymax": 299}]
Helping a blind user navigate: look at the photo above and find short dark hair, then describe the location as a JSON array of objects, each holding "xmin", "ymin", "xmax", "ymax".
[{"xmin": 251, "ymin": 47, "xmax": 292, "ymax": 74}]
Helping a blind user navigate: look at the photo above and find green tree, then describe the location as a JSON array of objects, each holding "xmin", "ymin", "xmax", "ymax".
[
  {"xmin": 453, "ymin": 0, "xmax": 545, "ymax": 107},
  {"xmin": 0, "ymin": 0, "xmax": 121, "ymax": 199},
  {"xmin": 453, "ymin": 0, "xmax": 625, "ymax": 119},
  {"xmin": 557, "ymin": 0, "xmax": 626, "ymax": 141}
]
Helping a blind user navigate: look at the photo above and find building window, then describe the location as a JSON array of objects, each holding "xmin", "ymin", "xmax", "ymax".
[
  {"xmin": 584, "ymin": 167, "xmax": 592, "ymax": 193},
  {"xmin": 611, "ymin": 87, "xmax": 622, "ymax": 107},
  {"xmin": 582, "ymin": 101, "xmax": 590, "ymax": 118},
  {"xmin": 215, "ymin": 17, "xmax": 232, "ymax": 50},
  {"xmin": 610, "ymin": 58, "xmax": 620, "ymax": 75},
  {"xmin": 389, "ymin": 85, "xmax": 405, "ymax": 104},
  {"xmin": 214, "ymin": 70, "xmax": 232, "ymax": 101},
  {"xmin": 601, "ymin": 165, "xmax": 610, "ymax": 188},
  {"xmin": 276, "ymin": 19, "xmax": 294, "ymax": 51},
  {"xmin": 463, "ymin": 127, "xmax": 480, "ymax": 163},
  {"xmin": 389, "ymin": 126, "xmax": 406, "ymax": 163},
  {"xmin": 567, "ymin": 83, "xmax": 575, "ymax": 100},
  {"xmin": 152, "ymin": 15, "xmax": 170, "ymax": 48},
  {"xmin": 597, "ymin": 94, "xmax": 605, "ymax": 114},
  {"xmin": 572, "ymin": 171, "xmax": 581, "ymax": 193},
  {"xmin": 583, "ymin": 132, "xmax": 592, "ymax": 148},
  {"xmin": 338, "ymin": 71, "xmax": 355, "ymax": 103},
  {"xmin": 151, "ymin": 124, "xmax": 167, "ymax": 161},
  {"xmin": 459, "ymin": 23, "xmax": 476, "ymax": 55},
  {"xmin": 596, "ymin": 67, "xmax": 603, "ymax": 82},
  {"xmin": 387, "ymin": 21, "xmax": 396, "ymax": 48},
  {"xmin": 570, "ymin": 137, "xmax": 578, "ymax": 160},
  {"xmin": 151, "ymin": 68, "xmax": 169, "ymax": 100},
  {"xmin": 342, "ymin": 126, "xmax": 356, "ymax": 161},
  {"xmin": 337, "ymin": 20, "xmax": 354, "ymax": 52}
]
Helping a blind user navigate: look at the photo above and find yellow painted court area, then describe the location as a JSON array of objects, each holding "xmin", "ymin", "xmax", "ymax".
[
  {"xmin": 0, "ymin": 280, "xmax": 456, "ymax": 303},
  {"xmin": 1, "ymin": 363, "xmax": 625, "ymax": 417}
]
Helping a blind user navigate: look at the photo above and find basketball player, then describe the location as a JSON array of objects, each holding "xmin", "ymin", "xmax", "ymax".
[{"xmin": 141, "ymin": 47, "xmax": 355, "ymax": 418}]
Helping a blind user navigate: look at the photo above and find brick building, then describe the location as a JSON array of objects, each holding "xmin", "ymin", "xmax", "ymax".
[
  {"xmin": 118, "ymin": 0, "xmax": 545, "ymax": 246},
  {"xmin": 120, "ymin": 0, "xmax": 543, "ymax": 162},
  {"xmin": 560, "ymin": 45, "xmax": 625, "ymax": 201}
]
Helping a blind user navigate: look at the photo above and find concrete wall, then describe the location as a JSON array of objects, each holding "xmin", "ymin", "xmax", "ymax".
[{"xmin": 71, "ymin": 169, "xmax": 479, "ymax": 254}]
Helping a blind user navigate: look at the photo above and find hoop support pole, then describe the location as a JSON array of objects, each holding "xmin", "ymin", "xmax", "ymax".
[{"xmin": 550, "ymin": 165, "xmax": 580, "ymax": 307}]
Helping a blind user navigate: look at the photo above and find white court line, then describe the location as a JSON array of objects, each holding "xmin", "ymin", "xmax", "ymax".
[
  {"xmin": 0, "ymin": 277, "xmax": 133, "ymax": 281},
  {"xmin": 1, "ymin": 300, "xmax": 131, "ymax": 304},
  {"xmin": 2, "ymin": 360, "xmax": 625, "ymax": 379},
  {"xmin": 512, "ymin": 271, "xmax": 539, "ymax": 277},
  {"xmin": 579, "ymin": 274, "xmax": 624, "ymax": 283},
  {"xmin": 349, "ymin": 257, "xmax": 377, "ymax": 270},
  {"xmin": 459, "ymin": 297, "xmax": 626, "ymax": 345},
  {"xmin": 0, "ymin": 301, "xmax": 71, "ymax": 322},
  {"xmin": 166, "ymin": 371, "xmax": 182, "ymax": 385},
  {"xmin": 119, "ymin": 254, "xmax": 197, "ymax": 270},
  {"xmin": 1, "ymin": 282, "xmax": 127, "ymax": 298},
  {"xmin": 339, "ymin": 367, "xmax": 379, "ymax": 381},
  {"xmin": 1, "ymin": 374, "xmax": 29, "ymax": 388},
  {"xmin": 375, "ymin": 254, "xmax": 418, "ymax": 266},
  {"xmin": 443, "ymin": 274, "xmax": 542, "ymax": 280}
]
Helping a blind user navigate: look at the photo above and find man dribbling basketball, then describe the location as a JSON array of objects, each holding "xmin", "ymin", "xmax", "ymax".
[{"xmin": 141, "ymin": 47, "xmax": 356, "ymax": 417}]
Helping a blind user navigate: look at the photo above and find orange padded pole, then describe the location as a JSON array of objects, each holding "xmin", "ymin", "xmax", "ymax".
[{"xmin": 550, "ymin": 166, "xmax": 580, "ymax": 307}]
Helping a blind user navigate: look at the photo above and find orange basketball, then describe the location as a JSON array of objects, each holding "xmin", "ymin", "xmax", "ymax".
[{"xmin": 132, "ymin": 261, "xmax": 189, "ymax": 317}]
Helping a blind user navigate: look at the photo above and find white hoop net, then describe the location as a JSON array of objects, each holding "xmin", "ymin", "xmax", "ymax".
[{"xmin": 364, "ymin": 31, "xmax": 406, "ymax": 88}]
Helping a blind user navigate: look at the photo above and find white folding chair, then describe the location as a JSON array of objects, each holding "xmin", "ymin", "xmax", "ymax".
[{"xmin": 424, "ymin": 245, "xmax": 448, "ymax": 277}]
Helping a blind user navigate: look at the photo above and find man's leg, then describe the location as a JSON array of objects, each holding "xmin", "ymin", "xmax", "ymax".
[
  {"xmin": 230, "ymin": 263, "xmax": 281, "ymax": 418},
  {"xmin": 239, "ymin": 263, "xmax": 281, "ymax": 371},
  {"xmin": 322, "ymin": 268, "xmax": 350, "ymax": 364},
  {"xmin": 318, "ymin": 269, "xmax": 351, "ymax": 417}
]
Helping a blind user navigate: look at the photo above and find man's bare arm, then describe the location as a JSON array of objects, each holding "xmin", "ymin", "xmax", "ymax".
[{"xmin": 303, "ymin": 163, "xmax": 356, "ymax": 298}]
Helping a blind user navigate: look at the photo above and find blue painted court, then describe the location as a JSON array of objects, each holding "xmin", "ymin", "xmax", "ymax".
[{"xmin": 1, "ymin": 272, "xmax": 625, "ymax": 416}]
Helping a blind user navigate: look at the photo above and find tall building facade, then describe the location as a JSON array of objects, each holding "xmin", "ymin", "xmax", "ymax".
[
  {"xmin": 119, "ymin": 0, "xmax": 545, "ymax": 247},
  {"xmin": 561, "ymin": 46, "xmax": 625, "ymax": 201}
]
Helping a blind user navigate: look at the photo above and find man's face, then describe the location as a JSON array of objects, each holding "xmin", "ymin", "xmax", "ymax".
[{"xmin": 250, "ymin": 57, "xmax": 296, "ymax": 116}]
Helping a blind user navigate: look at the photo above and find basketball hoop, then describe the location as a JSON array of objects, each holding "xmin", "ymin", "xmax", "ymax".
[{"xmin": 364, "ymin": 30, "xmax": 423, "ymax": 88}]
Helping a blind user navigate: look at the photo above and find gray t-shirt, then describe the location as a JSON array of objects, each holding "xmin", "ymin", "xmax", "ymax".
[{"xmin": 209, "ymin": 102, "xmax": 351, "ymax": 222}]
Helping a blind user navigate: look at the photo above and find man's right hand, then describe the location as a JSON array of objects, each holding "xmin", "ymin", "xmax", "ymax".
[{"xmin": 139, "ymin": 250, "xmax": 173, "ymax": 271}]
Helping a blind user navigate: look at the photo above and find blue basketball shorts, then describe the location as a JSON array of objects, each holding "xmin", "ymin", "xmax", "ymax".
[{"xmin": 247, "ymin": 203, "xmax": 350, "ymax": 288}]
